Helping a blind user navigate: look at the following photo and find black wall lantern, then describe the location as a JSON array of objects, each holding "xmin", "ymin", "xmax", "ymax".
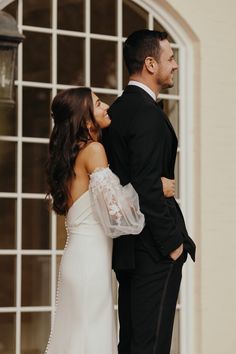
[{"xmin": 0, "ymin": 10, "xmax": 24, "ymax": 104}]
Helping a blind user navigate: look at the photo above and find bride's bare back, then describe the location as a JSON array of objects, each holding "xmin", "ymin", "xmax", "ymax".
[{"xmin": 67, "ymin": 142, "xmax": 108, "ymax": 208}]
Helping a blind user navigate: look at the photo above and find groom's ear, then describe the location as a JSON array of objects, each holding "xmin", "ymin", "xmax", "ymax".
[{"xmin": 144, "ymin": 57, "xmax": 158, "ymax": 74}]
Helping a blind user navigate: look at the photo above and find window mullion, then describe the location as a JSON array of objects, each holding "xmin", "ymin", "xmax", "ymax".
[
  {"xmin": 117, "ymin": 0, "xmax": 123, "ymax": 93},
  {"xmin": 85, "ymin": 0, "xmax": 91, "ymax": 86},
  {"xmin": 16, "ymin": 0, "xmax": 23, "ymax": 353}
]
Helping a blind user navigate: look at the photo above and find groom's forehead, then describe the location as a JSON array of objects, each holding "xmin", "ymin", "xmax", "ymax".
[{"xmin": 159, "ymin": 40, "xmax": 173, "ymax": 57}]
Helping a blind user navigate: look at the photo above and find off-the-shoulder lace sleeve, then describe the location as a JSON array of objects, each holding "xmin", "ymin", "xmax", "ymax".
[{"xmin": 89, "ymin": 167, "xmax": 145, "ymax": 238}]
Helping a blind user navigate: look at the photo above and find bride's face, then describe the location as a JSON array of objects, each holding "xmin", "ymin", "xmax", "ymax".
[{"xmin": 91, "ymin": 92, "xmax": 111, "ymax": 129}]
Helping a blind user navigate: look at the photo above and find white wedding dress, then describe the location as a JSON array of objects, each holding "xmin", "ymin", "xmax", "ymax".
[{"xmin": 45, "ymin": 167, "xmax": 144, "ymax": 354}]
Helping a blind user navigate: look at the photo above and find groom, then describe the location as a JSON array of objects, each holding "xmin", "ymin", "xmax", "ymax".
[{"xmin": 104, "ymin": 29, "xmax": 196, "ymax": 354}]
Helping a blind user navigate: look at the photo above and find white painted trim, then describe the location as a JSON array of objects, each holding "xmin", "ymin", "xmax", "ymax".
[
  {"xmin": 0, "ymin": 136, "xmax": 49, "ymax": 143},
  {"xmin": 16, "ymin": 2, "xmax": 23, "ymax": 352},
  {"xmin": 179, "ymin": 41, "xmax": 197, "ymax": 354},
  {"xmin": 50, "ymin": 2, "xmax": 58, "ymax": 329},
  {"xmin": 85, "ymin": 0, "xmax": 91, "ymax": 86},
  {"xmin": 0, "ymin": 192, "xmax": 180, "ymax": 205},
  {"xmin": 0, "ymin": 250, "xmax": 64, "ymax": 255},
  {"xmin": 15, "ymin": 81, "xmax": 181, "ymax": 99},
  {"xmin": 0, "ymin": 192, "xmax": 18, "ymax": 198},
  {"xmin": 0, "ymin": 307, "xmax": 52, "ymax": 313},
  {"xmin": 0, "ymin": 192, "xmax": 46, "ymax": 199},
  {"xmin": 117, "ymin": 0, "xmax": 123, "ymax": 92}
]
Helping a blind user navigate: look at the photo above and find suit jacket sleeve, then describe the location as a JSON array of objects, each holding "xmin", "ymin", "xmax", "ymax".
[{"xmin": 128, "ymin": 103, "xmax": 183, "ymax": 256}]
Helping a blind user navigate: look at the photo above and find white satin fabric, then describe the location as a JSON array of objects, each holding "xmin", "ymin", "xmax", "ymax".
[{"xmin": 45, "ymin": 168, "xmax": 144, "ymax": 354}]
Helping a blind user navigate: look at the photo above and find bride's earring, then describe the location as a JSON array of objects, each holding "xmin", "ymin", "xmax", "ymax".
[{"xmin": 87, "ymin": 123, "xmax": 92, "ymax": 133}]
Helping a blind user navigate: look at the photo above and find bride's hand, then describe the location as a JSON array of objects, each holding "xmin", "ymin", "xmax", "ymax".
[{"xmin": 161, "ymin": 177, "xmax": 175, "ymax": 198}]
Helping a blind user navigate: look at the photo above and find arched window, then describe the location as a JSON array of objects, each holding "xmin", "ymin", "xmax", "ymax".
[{"xmin": 0, "ymin": 1, "xmax": 196, "ymax": 353}]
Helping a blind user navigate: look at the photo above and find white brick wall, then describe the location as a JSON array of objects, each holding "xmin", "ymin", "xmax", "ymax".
[{"xmin": 163, "ymin": 0, "xmax": 236, "ymax": 353}]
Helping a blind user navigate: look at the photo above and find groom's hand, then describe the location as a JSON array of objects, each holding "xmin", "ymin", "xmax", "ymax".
[
  {"xmin": 161, "ymin": 177, "xmax": 175, "ymax": 198},
  {"xmin": 169, "ymin": 243, "xmax": 183, "ymax": 261}
]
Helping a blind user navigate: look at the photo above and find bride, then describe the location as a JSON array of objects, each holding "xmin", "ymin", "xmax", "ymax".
[{"xmin": 44, "ymin": 87, "xmax": 175, "ymax": 354}]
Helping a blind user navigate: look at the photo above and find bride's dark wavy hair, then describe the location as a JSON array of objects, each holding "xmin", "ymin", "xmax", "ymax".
[{"xmin": 46, "ymin": 87, "xmax": 100, "ymax": 215}]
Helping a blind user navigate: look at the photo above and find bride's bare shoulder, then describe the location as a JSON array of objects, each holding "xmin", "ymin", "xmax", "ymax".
[
  {"xmin": 78, "ymin": 141, "xmax": 105, "ymax": 159},
  {"xmin": 81, "ymin": 141, "xmax": 108, "ymax": 173},
  {"xmin": 84, "ymin": 141, "xmax": 105, "ymax": 153}
]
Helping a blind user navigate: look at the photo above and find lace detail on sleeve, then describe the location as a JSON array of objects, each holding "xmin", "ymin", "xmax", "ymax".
[{"xmin": 89, "ymin": 167, "xmax": 145, "ymax": 238}]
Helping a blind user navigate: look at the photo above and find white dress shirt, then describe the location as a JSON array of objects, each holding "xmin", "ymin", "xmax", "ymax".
[{"xmin": 128, "ymin": 80, "xmax": 156, "ymax": 101}]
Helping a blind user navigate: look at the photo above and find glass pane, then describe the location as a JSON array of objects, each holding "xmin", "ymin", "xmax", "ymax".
[
  {"xmin": 123, "ymin": 0, "xmax": 148, "ymax": 37},
  {"xmin": 91, "ymin": 0, "xmax": 117, "ymax": 35},
  {"xmin": 0, "ymin": 88, "xmax": 17, "ymax": 136},
  {"xmin": 22, "ymin": 256, "xmax": 51, "ymax": 306},
  {"xmin": 0, "ymin": 313, "xmax": 15, "ymax": 354},
  {"xmin": 170, "ymin": 310, "xmax": 180, "ymax": 354},
  {"xmin": 23, "ymin": 87, "xmax": 51, "ymax": 138},
  {"xmin": 57, "ymin": 36, "xmax": 85, "ymax": 85},
  {"xmin": 21, "ymin": 312, "xmax": 50, "ymax": 354},
  {"xmin": 58, "ymin": 0, "xmax": 85, "ymax": 32},
  {"xmin": 23, "ymin": 0, "xmax": 52, "ymax": 28},
  {"xmin": 161, "ymin": 48, "xmax": 179, "ymax": 95},
  {"xmin": 22, "ymin": 143, "xmax": 48, "ymax": 194},
  {"xmin": 123, "ymin": 58, "xmax": 129, "ymax": 88},
  {"xmin": 0, "ymin": 141, "xmax": 16, "ymax": 192},
  {"xmin": 0, "ymin": 198, "xmax": 16, "ymax": 249},
  {"xmin": 23, "ymin": 31, "xmax": 51, "ymax": 83},
  {"xmin": 154, "ymin": 19, "xmax": 175, "ymax": 43},
  {"xmin": 0, "ymin": 47, "xmax": 15, "ymax": 100},
  {"xmin": 0, "ymin": 256, "xmax": 16, "ymax": 307},
  {"xmin": 161, "ymin": 99, "xmax": 179, "ymax": 137},
  {"xmin": 22, "ymin": 199, "xmax": 51, "ymax": 249},
  {"xmin": 94, "ymin": 93, "xmax": 117, "ymax": 107},
  {"xmin": 57, "ymin": 215, "xmax": 66, "ymax": 250},
  {"xmin": 91, "ymin": 40, "xmax": 117, "ymax": 89}
]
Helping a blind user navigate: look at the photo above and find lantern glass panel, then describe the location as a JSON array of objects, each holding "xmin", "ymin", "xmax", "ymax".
[{"xmin": 0, "ymin": 46, "xmax": 16, "ymax": 102}]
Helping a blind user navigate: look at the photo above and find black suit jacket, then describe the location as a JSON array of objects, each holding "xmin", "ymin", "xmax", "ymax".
[{"xmin": 103, "ymin": 85, "xmax": 196, "ymax": 270}]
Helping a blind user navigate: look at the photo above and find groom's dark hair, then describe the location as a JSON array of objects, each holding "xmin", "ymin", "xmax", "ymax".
[{"xmin": 123, "ymin": 29, "xmax": 168, "ymax": 75}]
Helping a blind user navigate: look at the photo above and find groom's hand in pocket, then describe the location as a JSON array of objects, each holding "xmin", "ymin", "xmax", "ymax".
[{"xmin": 169, "ymin": 243, "xmax": 183, "ymax": 261}]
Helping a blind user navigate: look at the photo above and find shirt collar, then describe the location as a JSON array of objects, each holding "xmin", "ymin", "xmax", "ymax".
[{"xmin": 128, "ymin": 80, "xmax": 157, "ymax": 101}]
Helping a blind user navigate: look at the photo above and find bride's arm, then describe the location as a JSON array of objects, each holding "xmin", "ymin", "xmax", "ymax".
[{"xmin": 84, "ymin": 142, "xmax": 145, "ymax": 238}]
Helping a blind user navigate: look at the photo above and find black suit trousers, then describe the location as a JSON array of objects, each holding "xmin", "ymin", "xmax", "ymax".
[{"xmin": 116, "ymin": 251, "xmax": 187, "ymax": 354}]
